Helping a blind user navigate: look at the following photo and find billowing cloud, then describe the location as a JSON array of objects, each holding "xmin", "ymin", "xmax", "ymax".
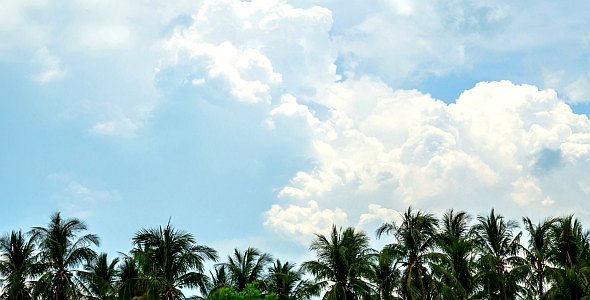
[
  {"xmin": 158, "ymin": 0, "xmax": 590, "ymax": 244},
  {"xmin": 163, "ymin": 0, "xmax": 337, "ymax": 103},
  {"xmin": 265, "ymin": 200, "xmax": 348, "ymax": 244},
  {"xmin": 265, "ymin": 80, "xmax": 590, "ymax": 243}
]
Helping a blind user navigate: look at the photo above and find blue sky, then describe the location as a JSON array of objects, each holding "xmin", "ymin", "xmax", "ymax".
[{"xmin": 2, "ymin": 0, "xmax": 590, "ymax": 279}]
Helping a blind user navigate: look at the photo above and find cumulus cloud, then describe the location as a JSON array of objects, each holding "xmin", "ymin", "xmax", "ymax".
[
  {"xmin": 264, "ymin": 200, "xmax": 348, "ymax": 244},
  {"xmin": 163, "ymin": 0, "xmax": 337, "ymax": 103},
  {"xmin": 264, "ymin": 80, "xmax": 590, "ymax": 243},
  {"xmin": 138, "ymin": 0, "xmax": 590, "ymax": 244}
]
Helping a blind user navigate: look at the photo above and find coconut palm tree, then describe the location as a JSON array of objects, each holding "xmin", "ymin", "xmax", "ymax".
[
  {"xmin": 117, "ymin": 255, "xmax": 144, "ymax": 299},
  {"xmin": 207, "ymin": 264, "xmax": 231, "ymax": 298},
  {"xmin": 366, "ymin": 247, "xmax": 401, "ymax": 300},
  {"xmin": 131, "ymin": 222, "xmax": 218, "ymax": 299},
  {"xmin": 543, "ymin": 265, "xmax": 590, "ymax": 300},
  {"xmin": 224, "ymin": 248, "xmax": 273, "ymax": 292},
  {"xmin": 0, "ymin": 230, "xmax": 40, "ymax": 300},
  {"xmin": 376, "ymin": 207, "xmax": 438, "ymax": 300},
  {"xmin": 264, "ymin": 259, "xmax": 316, "ymax": 300},
  {"xmin": 78, "ymin": 253, "xmax": 119, "ymax": 299},
  {"xmin": 303, "ymin": 226, "xmax": 374, "ymax": 300},
  {"xmin": 543, "ymin": 215, "xmax": 590, "ymax": 299},
  {"xmin": 31, "ymin": 212, "xmax": 100, "ymax": 300},
  {"xmin": 431, "ymin": 210, "xmax": 474, "ymax": 300},
  {"xmin": 471, "ymin": 209, "xmax": 525, "ymax": 300},
  {"xmin": 521, "ymin": 217, "xmax": 554, "ymax": 299},
  {"xmin": 549, "ymin": 215, "xmax": 589, "ymax": 269}
]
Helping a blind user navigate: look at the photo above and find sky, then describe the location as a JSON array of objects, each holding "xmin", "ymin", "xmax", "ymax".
[{"xmin": 2, "ymin": 0, "xmax": 590, "ymax": 284}]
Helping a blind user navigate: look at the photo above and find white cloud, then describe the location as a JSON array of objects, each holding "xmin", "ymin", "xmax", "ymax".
[
  {"xmin": 358, "ymin": 204, "xmax": 402, "ymax": 231},
  {"xmin": 510, "ymin": 176, "xmax": 543, "ymax": 206},
  {"xmin": 163, "ymin": 0, "xmax": 337, "ymax": 103},
  {"xmin": 32, "ymin": 47, "xmax": 67, "ymax": 83},
  {"xmin": 264, "ymin": 80, "xmax": 590, "ymax": 241},
  {"xmin": 264, "ymin": 200, "xmax": 348, "ymax": 244}
]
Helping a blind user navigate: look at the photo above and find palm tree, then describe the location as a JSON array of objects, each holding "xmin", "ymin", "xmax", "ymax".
[
  {"xmin": 224, "ymin": 247, "xmax": 273, "ymax": 292},
  {"xmin": 543, "ymin": 215, "xmax": 590, "ymax": 299},
  {"xmin": 543, "ymin": 265, "xmax": 590, "ymax": 300},
  {"xmin": 31, "ymin": 212, "xmax": 100, "ymax": 300},
  {"xmin": 303, "ymin": 226, "xmax": 374, "ymax": 300},
  {"xmin": 131, "ymin": 221, "xmax": 218, "ymax": 299},
  {"xmin": 117, "ymin": 255, "xmax": 144, "ymax": 299},
  {"xmin": 471, "ymin": 209, "xmax": 524, "ymax": 300},
  {"xmin": 367, "ymin": 248, "xmax": 401, "ymax": 300},
  {"xmin": 431, "ymin": 210, "xmax": 474, "ymax": 300},
  {"xmin": 521, "ymin": 217, "xmax": 554, "ymax": 299},
  {"xmin": 0, "ymin": 230, "xmax": 39, "ymax": 300},
  {"xmin": 376, "ymin": 207, "xmax": 438, "ymax": 300},
  {"xmin": 549, "ymin": 215, "xmax": 589, "ymax": 269},
  {"xmin": 207, "ymin": 264, "xmax": 230, "ymax": 297},
  {"xmin": 265, "ymin": 259, "xmax": 315, "ymax": 300},
  {"xmin": 78, "ymin": 253, "xmax": 119, "ymax": 299}
]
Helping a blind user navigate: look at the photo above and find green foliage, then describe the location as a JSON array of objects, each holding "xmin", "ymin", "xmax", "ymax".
[
  {"xmin": 471, "ymin": 209, "xmax": 524, "ymax": 299},
  {"xmin": 130, "ymin": 221, "xmax": 218, "ymax": 299},
  {"xmin": 207, "ymin": 282, "xmax": 278, "ymax": 300},
  {"xmin": 30, "ymin": 212, "xmax": 100, "ymax": 300},
  {"xmin": 78, "ymin": 252, "xmax": 119, "ymax": 299},
  {"xmin": 225, "ymin": 248, "xmax": 273, "ymax": 291},
  {"xmin": 303, "ymin": 226, "xmax": 374, "ymax": 300},
  {"xmin": 377, "ymin": 207, "xmax": 439, "ymax": 300},
  {"xmin": 0, "ymin": 230, "xmax": 39, "ymax": 300},
  {"xmin": 265, "ymin": 259, "xmax": 315, "ymax": 300}
]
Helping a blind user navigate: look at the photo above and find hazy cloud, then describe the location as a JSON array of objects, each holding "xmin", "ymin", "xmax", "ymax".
[{"xmin": 32, "ymin": 47, "xmax": 66, "ymax": 83}]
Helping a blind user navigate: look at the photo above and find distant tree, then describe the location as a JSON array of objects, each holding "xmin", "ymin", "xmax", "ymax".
[
  {"xmin": 521, "ymin": 217, "xmax": 554, "ymax": 298},
  {"xmin": 0, "ymin": 230, "xmax": 39, "ymax": 300},
  {"xmin": 225, "ymin": 248, "xmax": 272, "ymax": 292},
  {"xmin": 131, "ymin": 222, "xmax": 218, "ymax": 299},
  {"xmin": 303, "ymin": 226, "xmax": 374, "ymax": 300},
  {"xmin": 208, "ymin": 282, "xmax": 278, "ymax": 300},
  {"xmin": 366, "ymin": 248, "xmax": 401, "ymax": 300},
  {"xmin": 471, "ymin": 209, "xmax": 525, "ymax": 300},
  {"xmin": 264, "ymin": 260, "xmax": 316, "ymax": 300},
  {"xmin": 31, "ymin": 212, "xmax": 99, "ymax": 300},
  {"xmin": 377, "ymin": 207, "xmax": 438, "ymax": 300},
  {"xmin": 117, "ymin": 255, "xmax": 145, "ymax": 299},
  {"xmin": 78, "ymin": 253, "xmax": 119, "ymax": 299},
  {"xmin": 431, "ymin": 210, "xmax": 474, "ymax": 300},
  {"xmin": 544, "ymin": 215, "xmax": 590, "ymax": 299},
  {"xmin": 208, "ymin": 264, "xmax": 231, "ymax": 296}
]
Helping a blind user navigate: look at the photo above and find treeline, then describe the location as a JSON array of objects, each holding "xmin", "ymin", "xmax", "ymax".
[{"xmin": 0, "ymin": 207, "xmax": 589, "ymax": 299}]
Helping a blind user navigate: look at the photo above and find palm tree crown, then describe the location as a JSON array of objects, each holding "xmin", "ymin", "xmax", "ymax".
[
  {"xmin": 265, "ymin": 259, "xmax": 315, "ymax": 300},
  {"xmin": 377, "ymin": 207, "xmax": 438, "ymax": 300},
  {"xmin": 224, "ymin": 247, "xmax": 273, "ymax": 292},
  {"xmin": 30, "ymin": 212, "xmax": 100, "ymax": 300},
  {"xmin": 431, "ymin": 210, "xmax": 474, "ymax": 300},
  {"xmin": 471, "ymin": 209, "xmax": 524, "ymax": 300},
  {"xmin": 78, "ymin": 252, "xmax": 119, "ymax": 299},
  {"xmin": 303, "ymin": 226, "xmax": 374, "ymax": 300},
  {"xmin": 0, "ymin": 230, "xmax": 39, "ymax": 300},
  {"xmin": 131, "ymin": 221, "xmax": 218, "ymax": 299}
]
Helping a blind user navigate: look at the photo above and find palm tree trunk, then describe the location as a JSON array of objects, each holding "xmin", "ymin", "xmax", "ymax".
[{"xmin": 537, "ymin": 268, "xmax": 543, "ymax": 298}]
